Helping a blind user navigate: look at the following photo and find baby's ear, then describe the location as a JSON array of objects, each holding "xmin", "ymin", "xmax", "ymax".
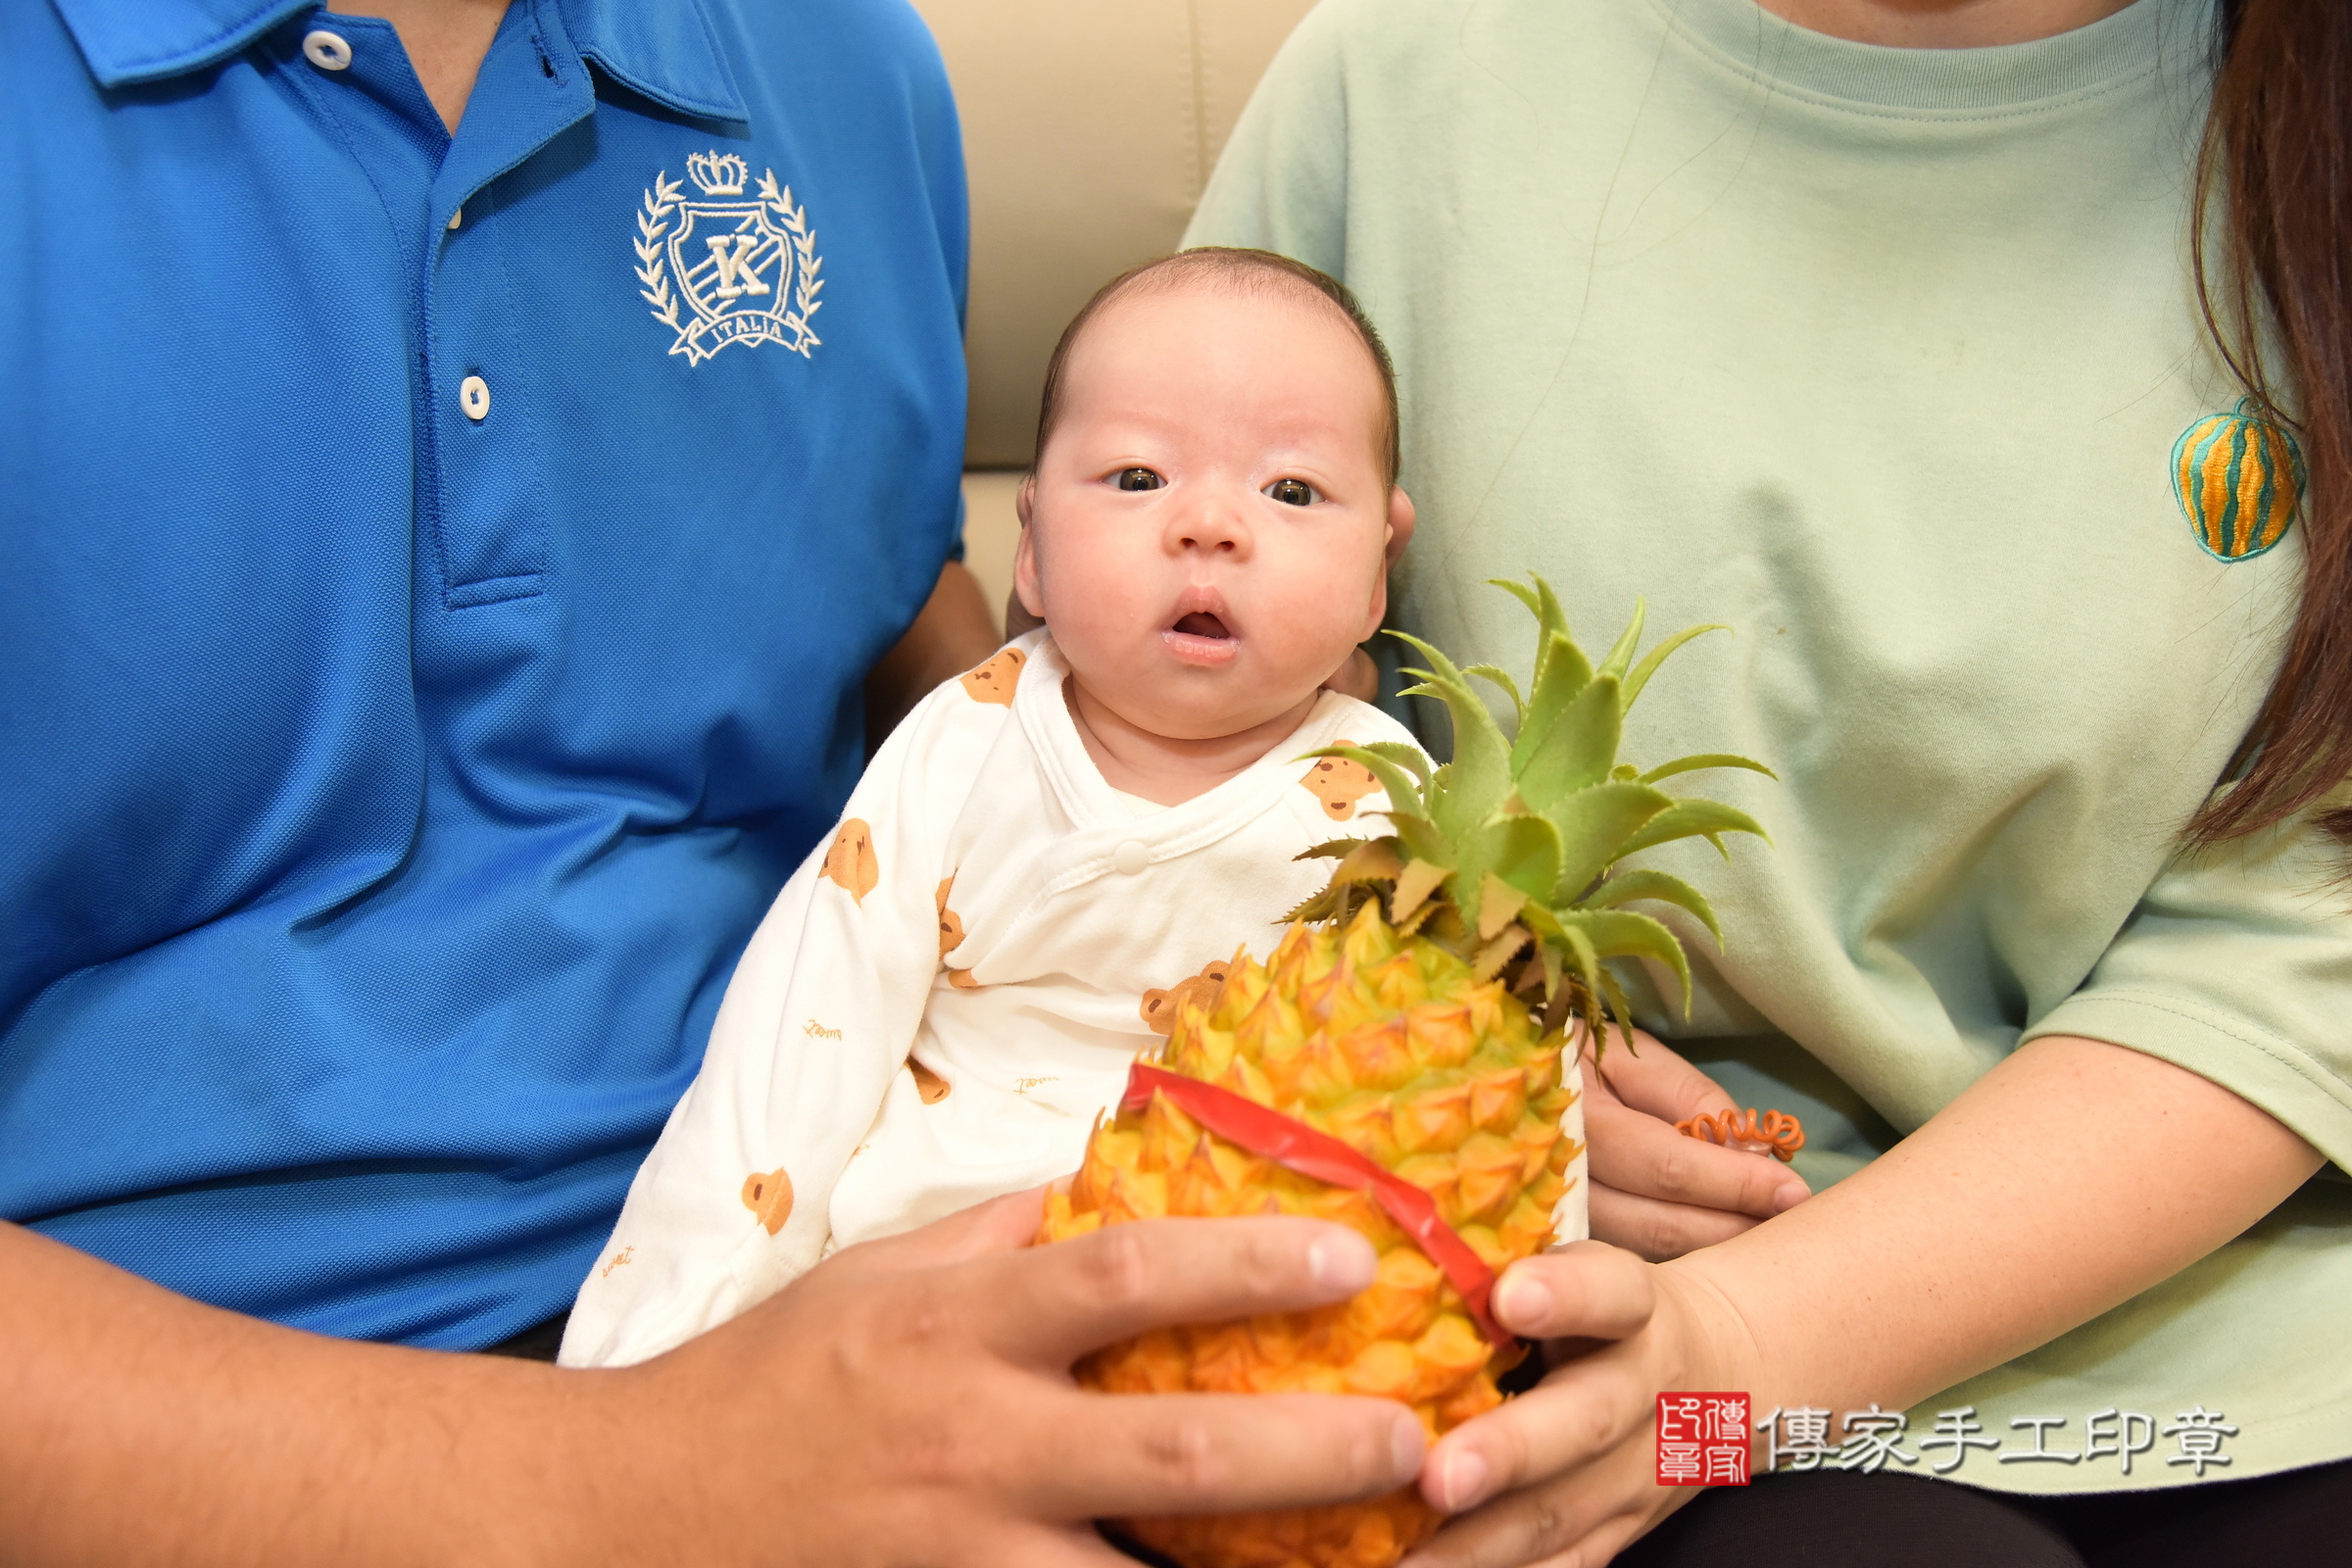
[
  {"xmin": 1385, "ymin": 484, "xmax": 1417, "ymax": 568},
  {"xmin": 1011, "ymin": 500, "xmax": 1049, "ymax": 629},
  {"xmin": 1012, "ymin": 520, "xmax": 1047, "ymax": 623}
]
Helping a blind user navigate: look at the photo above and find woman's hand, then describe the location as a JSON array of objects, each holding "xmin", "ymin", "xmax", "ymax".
[
  {"xmin": 1397, "ymin": 1245, "xmax": 1758, "ymax": 1568},
  {"xmin": 1581, "ymin": 1030, "xmax": 1809, "ymax": 1260},
  {"xmin": 1397, "ymin": 1036, "xmax": 2327, "ymax": 1568}
]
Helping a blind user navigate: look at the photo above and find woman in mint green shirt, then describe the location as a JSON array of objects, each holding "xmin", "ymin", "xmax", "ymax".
[{"xmin": 1191, "ymin": 0, "xmax": 2352, "ymax": 1561}]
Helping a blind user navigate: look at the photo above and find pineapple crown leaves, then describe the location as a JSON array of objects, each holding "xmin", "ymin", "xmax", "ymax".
[{"xmin": 1287, "ymin": 577, "xmax": 1776, "ymax": 1053}]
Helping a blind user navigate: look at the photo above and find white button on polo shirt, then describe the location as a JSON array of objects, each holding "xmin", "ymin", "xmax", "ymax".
[
  {"xmin": 302, "ymin": 30, "xmax": 353, "ymax": 72},
  {"xmin": 460, "ymin": 375, "xmax": 491, "ymax": 421}
]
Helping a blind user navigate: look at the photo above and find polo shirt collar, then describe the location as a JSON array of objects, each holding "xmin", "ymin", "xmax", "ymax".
[
  {"xmin": 553, "ymin": 0, "xmax": 748, "ymax": 122},
  {"xmin": 53, "ymin": 0, "xmax": 314, "ymax": 86},
  {"xmin": 53, "ymin": 0, "xmax": 750, "ymax": 122}
]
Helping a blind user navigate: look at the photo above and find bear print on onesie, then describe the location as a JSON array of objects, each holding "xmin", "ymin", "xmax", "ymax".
[
  {"xmin": 1299, "ymin": 748, "xmax": 1382, "ymax": 820},
  {"xmin": 739, "ymin": 1167, "xmax": 794, "ymax": 1236},
  {"xmin": 1140, "ymin": 956, "xmax": 1235, "ymax": 1037},
  {"xmin": 935, "ymin": 876, "xmax": 980, "ymax": 992},
  {"xmin": 958, "ymin": 645, "xmax": 1025, "ymax": 706},
  {"xmin": 819, "ymin": 820, "xmax": 878, "ymax": 902}
]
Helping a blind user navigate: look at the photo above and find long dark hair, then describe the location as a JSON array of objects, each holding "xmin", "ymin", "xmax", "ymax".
[{"xmin": 2189, "ymin": 0, "xmax": 2352, "ymax": 852}]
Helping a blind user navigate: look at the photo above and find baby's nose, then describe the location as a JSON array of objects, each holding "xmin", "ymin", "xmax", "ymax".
[{"xmin": 1170, "ymin": 493, "xmax": 1249, "ymax": 556}]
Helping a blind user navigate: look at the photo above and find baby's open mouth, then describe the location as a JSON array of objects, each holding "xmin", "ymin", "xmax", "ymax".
[{"xmin": 1161, "ymin": 599, "xmax": 1241, "ymax": 667}]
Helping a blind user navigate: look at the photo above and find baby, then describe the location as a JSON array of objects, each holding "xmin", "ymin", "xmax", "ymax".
[{"xmin": 562, "ymin": 249, "xmax": 1422, "ymax": 1366}]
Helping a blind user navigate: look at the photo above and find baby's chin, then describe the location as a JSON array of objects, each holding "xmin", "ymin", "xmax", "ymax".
[{"xmin": 1081, "ymin": 663, "xmax": 1334, "ymax": 746}]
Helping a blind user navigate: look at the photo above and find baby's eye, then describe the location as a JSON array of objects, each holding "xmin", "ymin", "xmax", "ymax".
[
  {"xmin": 1115, "ymin": 467, "xmax": 1165, "ymax": 492},
  {"xmin": 1264, "ymin": 478, "xmax": 1320, "ymax": 507}
]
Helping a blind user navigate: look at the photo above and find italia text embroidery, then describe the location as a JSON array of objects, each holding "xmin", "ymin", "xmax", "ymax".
[{"xmin": 635, "ymin": 151, "xmax": 824, "ymax": 365}]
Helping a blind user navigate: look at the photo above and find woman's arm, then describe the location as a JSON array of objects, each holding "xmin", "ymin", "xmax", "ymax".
[
  {"xmin": 2, "ymin": 1197, "xmax": 1427, "ymax": 1567},
  {"xmin": 1402, "ymin": 1035, "xmax": 2325, "ymax": 1568}
]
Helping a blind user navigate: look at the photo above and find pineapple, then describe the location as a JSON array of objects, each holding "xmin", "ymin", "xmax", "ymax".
[{"xmin": 1042, "ymin": 578, "xmax": 1770, "ymax": 1568}]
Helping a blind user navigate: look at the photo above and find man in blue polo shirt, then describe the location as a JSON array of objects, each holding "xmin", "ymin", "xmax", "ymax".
[
  {"xmin": 8, "ymin": 0, "xmax": 981, "ymax": 1354},
  {"xmin": 1, "ymin": 1, "xmax": 1427, "ymax": 1558}
]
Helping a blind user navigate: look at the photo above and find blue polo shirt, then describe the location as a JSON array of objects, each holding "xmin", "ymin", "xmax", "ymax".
[{"xmin": 0, "ymin": 0, "xmax": 967, "ymax": 1348}]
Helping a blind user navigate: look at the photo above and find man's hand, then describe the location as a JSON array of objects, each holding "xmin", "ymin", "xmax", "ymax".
[
  {"xmin": 2, "ymin": 1193, "xmax": 1426, "ymax": 1567},
  {"xmin": 603, "ymin": 1193, "xmax": 1427, "ymax": 1566},
  {"xmin": 1582, "ymin": 1030, "xmax": 1808, "ymax": 1260}
]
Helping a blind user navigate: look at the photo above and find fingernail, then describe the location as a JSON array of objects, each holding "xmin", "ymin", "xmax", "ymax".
[
  {"xmin": 1771, "ymin": 1181, "xmax": 1809, "ymax": 1214},
  {"xmin": 1308, "ymin": 1229, "xmax": 1378, "ymax": 1292},
  {"xmin": 1493, "ymin": 1269, "xmax": 1553, "ymax": 1331},
  {"xmin": 1437, "ymin": 1447, "xmax": 1491, "ymax": 1511},
  {"xmin": 1391, "ymin": 1413, "xmax": 1428, "ymax": 1482}
]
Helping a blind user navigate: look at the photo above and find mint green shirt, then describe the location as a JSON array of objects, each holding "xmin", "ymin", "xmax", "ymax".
[{"xmin": 1190, "ymin": 0, "xmax": 2352, "ymax": 1491}]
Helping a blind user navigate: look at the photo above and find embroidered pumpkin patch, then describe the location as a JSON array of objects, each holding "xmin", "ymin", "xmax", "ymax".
[{"xmin": 2174, "ymin": 398, "xmax": 2303, "ymax": 562}]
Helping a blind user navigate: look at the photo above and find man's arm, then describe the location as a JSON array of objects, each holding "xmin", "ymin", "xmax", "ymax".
[
  {"xmin": 7, "ymin": 1219, "xmax": 553, "ymax": 1565},
  {"xmin": 4, "ymin": 1196, "xmax": 1426, "ymax": 1566},
  {"xmin": 866, "ymin": 562, "xmax": 1003, "ymax": 745}
]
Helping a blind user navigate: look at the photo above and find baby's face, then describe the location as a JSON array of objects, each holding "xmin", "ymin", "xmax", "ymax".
[{"xmin": 1015, "ymin": 281, "xmax": 1401, "ymax": 743}]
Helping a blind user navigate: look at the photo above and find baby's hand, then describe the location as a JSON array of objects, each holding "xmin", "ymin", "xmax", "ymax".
[{"xmin": 1580, "ymin": 1027, "xmax": 1809, "ymax": 1260}]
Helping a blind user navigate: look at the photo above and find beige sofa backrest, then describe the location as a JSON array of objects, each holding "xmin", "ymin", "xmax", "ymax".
[{"xmin": 910, "ymin": 0, "xmax": 1319, "ymax": 472}]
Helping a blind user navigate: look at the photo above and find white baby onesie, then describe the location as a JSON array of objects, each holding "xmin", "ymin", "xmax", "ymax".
[{"xmin": 561, "ymin": 630, "xmax": 1425, "ymax": 1367}]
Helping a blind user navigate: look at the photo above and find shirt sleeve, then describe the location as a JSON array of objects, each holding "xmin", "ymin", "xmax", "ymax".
[
  {"xmin": 2023, "ymin": 790, "xmax": 2352, "ymax": 1172},
  {"xmin": 560, "ymin": 678, "xmax": 990, "ymax": 1366},
  {"xmin": 1179, "ymin": 2, "xmax": 1350, "ymax": 272}
]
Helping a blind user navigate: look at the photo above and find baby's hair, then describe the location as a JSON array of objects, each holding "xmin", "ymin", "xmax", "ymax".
[{"xmin": 1030, "ymin": 247, "xmax": 1401, "ymax": 487}]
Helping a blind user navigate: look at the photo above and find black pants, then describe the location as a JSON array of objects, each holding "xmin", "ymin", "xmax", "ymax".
[
  {"xmin": 1619, "ymin": 1461, "xmax": 2352, "ymax": 1568},
  {"xmin": 1105, "ymin": 1465, "xmax": 2352, "ymax": 1568},
  {"xmin": 480, "ymin": 1312, "xmax": 569, "ymax": 1360}
]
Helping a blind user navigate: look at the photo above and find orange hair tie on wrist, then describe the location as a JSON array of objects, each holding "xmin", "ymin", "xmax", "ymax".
[{"xmin": 1676, "ymin": 1107, "xmax": 1805, "ymax": 1162}]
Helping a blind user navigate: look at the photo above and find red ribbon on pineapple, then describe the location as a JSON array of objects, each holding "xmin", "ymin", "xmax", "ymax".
[{"xmin": 1120, "ymin": 1061, "xmax": 1513, "ymax": 1347}]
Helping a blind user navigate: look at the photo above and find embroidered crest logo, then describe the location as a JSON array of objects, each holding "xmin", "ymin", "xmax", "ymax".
[
  {"xmin": 2173, "ymin": 397, "xmax": 2303, "ymax": 562},
  {"xmin": 634, "ymin": 150, "xmax": 823, "ymax": 365}
]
